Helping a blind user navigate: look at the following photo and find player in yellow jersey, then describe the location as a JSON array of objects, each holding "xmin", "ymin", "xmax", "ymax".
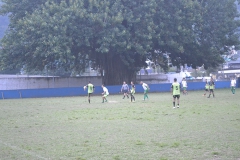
[
  {"xmin": 84, "ymin": 81, "xmax": 95, "ymax": 103},
  {"xmin": 207, "ymin": 78, "xmax": 215, "ymax": 98},
  {"xmin": 171, "ymin": 78, "xmax": 180, "ymax": 108}
]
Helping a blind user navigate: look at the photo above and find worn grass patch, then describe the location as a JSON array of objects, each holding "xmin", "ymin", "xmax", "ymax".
[{"xmin": 0, "ymin": 89, "xmax": 240, "ymax": 159}]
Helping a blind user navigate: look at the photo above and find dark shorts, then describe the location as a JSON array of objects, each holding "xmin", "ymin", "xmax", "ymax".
[
  {"xmin": 123, "ymin": 89, "xmax": 128, "ymax": 93},
  {"xmin": 88, "ymin": 93, "xmax": 92, "ymax": 97},
  {"xmin": 173, "ymin": 95, "xmax": 180, "ymax": 99},
  {"xmin": 205, "ymin": 89, "xmax": 209, "ymax": 91},
  {"xmin": 209, "ymin": 89, "xmax": 214, "ymax": 92}
]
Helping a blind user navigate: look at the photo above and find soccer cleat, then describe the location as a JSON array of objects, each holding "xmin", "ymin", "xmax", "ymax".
[
  {"xmin": 173, "ymin": 106, "xmax": 176, "ymax": 109},
  {"xmin": 177, "ymin": 105, "xmax": 179, "ymax": 108}
]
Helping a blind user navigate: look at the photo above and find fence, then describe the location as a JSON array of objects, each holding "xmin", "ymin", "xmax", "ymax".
[{"xmin": 0, "ymin": 81, "xmax": 234, "ymax": 99}]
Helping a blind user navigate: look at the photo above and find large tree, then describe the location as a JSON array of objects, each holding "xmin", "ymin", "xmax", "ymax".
[{"xmin": 0, "ymin": 0, "xmax": 239, "ymax": 84}]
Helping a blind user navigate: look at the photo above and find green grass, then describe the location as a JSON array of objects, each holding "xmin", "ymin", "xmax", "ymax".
[{"xmin": 0, "ymin": 89, "xmax": 240, "ymax": 160}]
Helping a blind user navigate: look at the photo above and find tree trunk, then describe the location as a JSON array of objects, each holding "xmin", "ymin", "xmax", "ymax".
[{"xmin": 102, "ymin": 53, "xmax": 136, "ymax": 85}]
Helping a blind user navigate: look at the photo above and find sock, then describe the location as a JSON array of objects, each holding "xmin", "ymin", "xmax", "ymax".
[
  {"xmin": 173, "ymin": 102, "xmax": 175, "ymax": 107},
  {"xmin": 123, "ymin": 96, "xmax": 125, "ymax": 99},
  {"xmin": 88, "ymin": 99, "xmax": 90, "ymax": 103}
]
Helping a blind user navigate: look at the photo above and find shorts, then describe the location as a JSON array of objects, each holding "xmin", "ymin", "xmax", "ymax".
[
  {"xmin": 123, "ymin": 89, "xmax": 128, "ymax": 93},
  {"xmin": 103, "ymin": 94, "xmax": 109, "ymax": 97},
  {"xmin": 144, "ymin": 89, "xmax": 149, "ymax": 94},
  {"xmin": 173, "ymin": 95, "xmax": 180, "ymax": 99},
  {"xmin": 183, "ymin": 87, "xmax": 187, "ymax": 90},
  {"xmin": 205, "ymin": 89, "xmax": 209, "ymax": 91},
  {"xmin": 88, "ymin": 93, "xmax": 92, "ymax": 97},
  {"xmin": 209, "ymin": 89, "xmax": 214, "ymax": 92}
]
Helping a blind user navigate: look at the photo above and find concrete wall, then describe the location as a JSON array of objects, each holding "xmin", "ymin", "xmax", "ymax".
[
  {"xmin": 0, "ymin": 74, "xmax": 168, "ymax": 90},
  {"xmin": 0, "ymin": 76, "xmax": 102, "ymax": 90},
  {"xmin": 0, "ymin": 81, "xmax": 232, "ymax": 99}
]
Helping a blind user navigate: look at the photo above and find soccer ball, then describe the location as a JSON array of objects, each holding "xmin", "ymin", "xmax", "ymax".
[{"xmin": 83, "ymin": 86, "xmax": 87, "ymax": 90}]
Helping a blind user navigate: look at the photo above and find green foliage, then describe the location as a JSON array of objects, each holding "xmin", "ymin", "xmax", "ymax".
[{"xmin": 0, "ymin": 0, "xmax": 239, "ymax": 84}]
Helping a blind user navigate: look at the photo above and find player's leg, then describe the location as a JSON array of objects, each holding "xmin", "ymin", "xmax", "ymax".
[
  {"xmin": 177, "ymin": 96, "xmax": 180, "ymax": 108},
  {"xmin": 132, "ymin": 91, "xmax": 135, "ymax": 101},
  {"xmin": 145, "ymin": 89, "xmax": 149, "ymax": 99},
  {"xmin": 102, "ymin": 94, "xmax": 105, "ymax": 103},
  {"xmin": 208, "ymin": 90, "xmax": 212, "ymax": 98},
  {"xmin": 173, "ymin": 96, "xmax": 176, "ymax": 108},
  {"xmin": 126, "ymin": 90, "xmax": 129, "ymax": 98},
  {"xmin": 123, "ymin": 90, "xmax": 125, "ymax": 99},
  {"xmin": 104, "ymin": 94, "xmax": 108, "ymax": 102},
  {"xmin": 88, "ymin": 93, "xmax": 91, "ymax": 103}
]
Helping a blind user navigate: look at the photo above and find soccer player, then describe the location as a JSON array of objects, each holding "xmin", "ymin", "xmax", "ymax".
[
  {"xmin": 121, "ymin": 81, "xmax": 130, "ymax": 99},
  {"xmin": 140, "ymin": 81, "xmax": 150, "ymax": 101},
  {"xmin": 102, "ymin": 84, "xmax": 109, "ymax": 103},
  {"xmin": 230, "ymin": 77, "xmax": 236, "ymax": 94},
  {"xmin": 207, "ymin": 78, "xmax": 215, "ymax": 98},
  {"xmin": 171, "ymin": 78, "xmax": 180, "ymax": 108},
  {"xmin": 84, "ymin": 81, "xmax": 94, "ymax": 103},
  {"xmin": 203, "ymin": 79, "xmax": 209, "ymax": 96},
  {"xmin": 181, "ymin": 78, "xmax": 188, "ymax": 95},
  {"xmin": 130, "ymin": 81, "xmax": 136, "ymax": 102}
]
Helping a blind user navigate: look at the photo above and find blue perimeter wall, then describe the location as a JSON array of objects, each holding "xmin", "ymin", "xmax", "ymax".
[{"xmin": 0, "ymin": 80, "xmax": 236, "ymax": 99}]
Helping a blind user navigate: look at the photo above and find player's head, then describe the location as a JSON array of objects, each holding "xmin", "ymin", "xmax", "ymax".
[
  {"xmin": 131, "ymin": 81, "xmax": 134, "ymax": 84},
  {"xmin": 123, "ymin": 81, "xmax": 126, "ymax": 84},
  {"xmin": 174, "ymin": 78, "xmax": 177, "ymax": 82},
  {"xmin": 88, "ymin": 81, "xmax": 91, "ymax": 83},
  {"xmin": 183, "ymin": 78, "xmax": 185, "ymax": 80},
  {"xmin": 140, "ymin": 81, "xmax": 143, "ymax": 84},
  {"xmin": 102, "ymin": 84, "xmax": 104, "ymax": 88}
]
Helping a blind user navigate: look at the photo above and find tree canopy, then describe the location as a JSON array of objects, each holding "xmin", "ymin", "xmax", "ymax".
[{"xmin": 0, "ymin": 0, "xmax": 240, "ymax": 84}]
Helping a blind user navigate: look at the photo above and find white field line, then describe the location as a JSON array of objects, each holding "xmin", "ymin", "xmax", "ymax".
[{"xmin": 0, "ymin": 139, "xmax": 49, "ymax": 160}]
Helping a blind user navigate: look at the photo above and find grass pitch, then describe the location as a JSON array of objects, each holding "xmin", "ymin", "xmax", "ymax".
[{"xmin": 0, "ymin": 89, "xmax": 240, "ymax": 160}]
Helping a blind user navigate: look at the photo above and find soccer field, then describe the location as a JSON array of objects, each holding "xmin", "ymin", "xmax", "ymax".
[{"xmin": 0, "ymin": 89, "xmax": 239, "ymax": 160}]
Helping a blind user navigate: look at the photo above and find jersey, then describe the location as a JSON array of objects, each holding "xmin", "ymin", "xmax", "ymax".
[
  {"xmin": 87, "ymin": 84, "xmax": 94, "ymax": 93},
  {"xmin": 121, "ymin": 84, "xmax": 129, "ymax": 91},
  {"xmin": 172, "ymin": 82, "xmax": 180, "ymax": 95},
  {"xmin": 205, "ymin": 83, "xmax": 209, "ymax": 90},
  {"xmin": 231, "ymin": 79, "xmax": 236, "ymax": 87},
  {"xmin": 131, "ymin": 84, "xmax": 135, "ymax": 94},
  {"xmin": 182, "ymin": 80, "xmax": 187, "ymax": 88},
  {"xmin": 209, "ymin": 81, "xmax": 215, "ymax": 90},
  {"xmin": 142, "ymin": 83, "xmax": 149, "ymax": 90},
  {"xmin": 103, "ymin": 87, "xmax": 109, "ymax": 95}
]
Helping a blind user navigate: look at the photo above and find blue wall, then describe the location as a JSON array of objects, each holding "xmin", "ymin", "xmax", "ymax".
[{"xmin": 0, "ymin": 81, "xmax": 233, "ymax": 99}]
